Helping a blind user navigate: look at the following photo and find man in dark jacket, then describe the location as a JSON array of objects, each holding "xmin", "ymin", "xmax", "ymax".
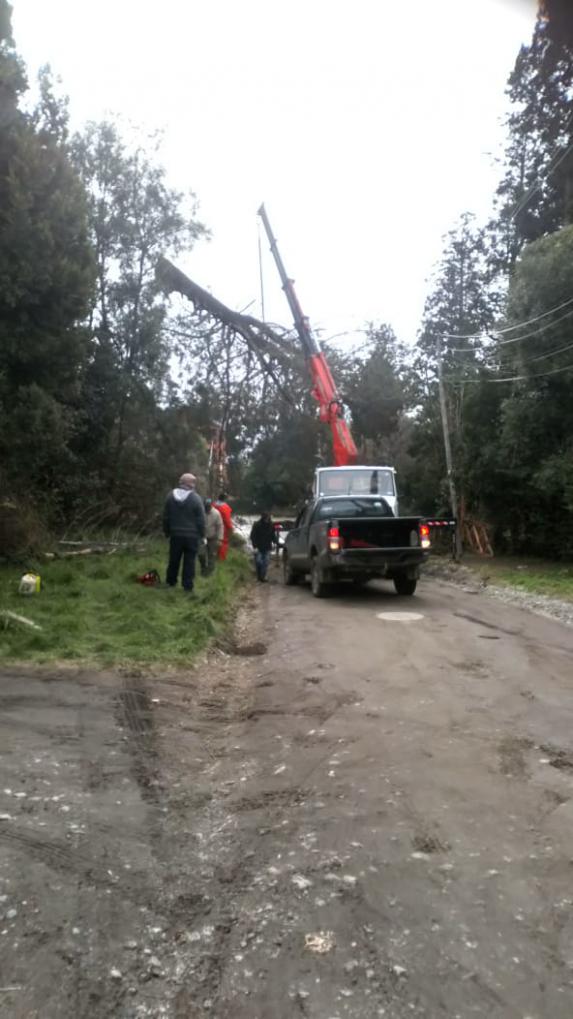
[
  {"xmin": 163, "ymin": 473, "xmax": 206, "ymax": 592},
  {"xmin": 250, "ymin": 511, "xmax": 277, "ymax": 582}
]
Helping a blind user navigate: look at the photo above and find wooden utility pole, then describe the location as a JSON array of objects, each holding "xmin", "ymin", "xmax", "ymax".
[{"xmin": 437, "ymin": 336, "xmax": 463, "ymax": 560}]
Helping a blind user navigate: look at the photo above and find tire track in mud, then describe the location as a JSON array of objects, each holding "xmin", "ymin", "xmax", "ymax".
[
  {"xmin": 116, "ymin": 680, "xmax": 162, "ymax": 802},
  {"xmin": 0, "ymin": 822, "xmax": 166, "ymax": 912}
]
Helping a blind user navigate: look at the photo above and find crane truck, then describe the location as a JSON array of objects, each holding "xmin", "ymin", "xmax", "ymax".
[
  {"xmin": 158, "ymin": 212, "xmax": 431, "ymax": 597},
  {"xmin": 257, "ymin": 205, "xmax": 430, "ymax": 597}
]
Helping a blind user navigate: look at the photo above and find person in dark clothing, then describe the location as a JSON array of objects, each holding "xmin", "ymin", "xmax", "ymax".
[
  {"xmin": 250, "ymin": 512, "xmax": 277, "ymax": 582},
  {"xmin": 163, "ymin": 473, "xmax": 206, "ymax": 592}
]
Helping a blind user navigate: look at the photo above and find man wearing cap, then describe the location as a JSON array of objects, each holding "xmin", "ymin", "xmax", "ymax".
[{"xmin": 162, "ymin": 473, "xmax": 206, "ymax": 593}]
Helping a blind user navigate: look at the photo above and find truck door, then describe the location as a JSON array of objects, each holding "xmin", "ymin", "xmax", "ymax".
[{"xmin": 287, "ymin": 504, "xmax": 314, "ymax": 566}]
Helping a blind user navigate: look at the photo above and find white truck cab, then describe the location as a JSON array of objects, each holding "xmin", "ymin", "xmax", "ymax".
[{"xmin": 313, "ymin": 466, "xmax": 399, "ymax": 516}]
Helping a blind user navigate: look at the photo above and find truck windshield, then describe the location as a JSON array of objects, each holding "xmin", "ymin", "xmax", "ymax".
[
  {"xmin": 316, "ymin": 499, "xmax": 393, "ymax": 519},
  {"xmin": 318, "ymin": 469, "xmax": 395, "ymax": 497}
]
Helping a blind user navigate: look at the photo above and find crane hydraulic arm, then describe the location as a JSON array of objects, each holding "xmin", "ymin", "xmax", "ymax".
[{"xmin": 257, "ymin": 204, "xmax": 357, "ymax": 467}]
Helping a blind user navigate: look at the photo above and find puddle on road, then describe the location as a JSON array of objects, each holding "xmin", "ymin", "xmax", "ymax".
[{"xmin": 376, "ymin": 611, "xmax": 424, "ymax": 622}]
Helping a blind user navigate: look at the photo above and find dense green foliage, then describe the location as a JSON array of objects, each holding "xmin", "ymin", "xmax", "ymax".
[{"xmin": 0, "ymin": 6, "xmax": 95, "ymax": 514}]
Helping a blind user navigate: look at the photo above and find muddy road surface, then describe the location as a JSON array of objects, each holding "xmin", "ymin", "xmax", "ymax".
[{"xmin": 2, "ymin": 572, "xmax": 573, "ymax": 1018}]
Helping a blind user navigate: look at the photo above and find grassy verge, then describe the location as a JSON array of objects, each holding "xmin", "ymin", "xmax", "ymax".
[
  {"xmin": 0, "ymin": 540, "xmax": 251, "ymax": 666},
  {"xmin": 464, "ymin": 554, "xmax": 573, "ymax": 602}
]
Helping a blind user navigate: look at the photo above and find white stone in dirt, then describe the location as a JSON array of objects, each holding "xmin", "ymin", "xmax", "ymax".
[
  {"xmin": 149, "ymin": 956, "xmax": 163, "ymax": 975},
  {"xmin": 292, "ymin": 874, "xmax": 312, "ymax": 890},
  {"xmin": 376, "ymin": 611, "xmax": 424, "ymax": 623},
  {"xmin": 6, "ymin": 909, "xmax": 17, "ymax": 919},
  {"xmin": 305, "ymin": 931, "xmax": 335, "ymax": 954},
  {"xmin": 110, "ymin": 967, "xmax": 122, "ymax": 980}
]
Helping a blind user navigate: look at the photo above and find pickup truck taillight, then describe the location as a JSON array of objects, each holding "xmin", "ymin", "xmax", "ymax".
[
  {"xmin": 328, "ymin": 526, "xmax": 341, "ymax": 552},
  {"xmin": 419, "ymin": 523, "xmax": 431, "ymax": 549}
]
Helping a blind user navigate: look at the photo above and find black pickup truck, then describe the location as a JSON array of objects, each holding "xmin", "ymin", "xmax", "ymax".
[{"xmin": 283, "ymin": 495, "xmax": 430, "ymax": 597}]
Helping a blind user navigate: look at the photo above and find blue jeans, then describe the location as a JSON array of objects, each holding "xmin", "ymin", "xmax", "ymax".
[{"xmin": 255, "ymin": 549, "xmax": 270, "ymax": 581}]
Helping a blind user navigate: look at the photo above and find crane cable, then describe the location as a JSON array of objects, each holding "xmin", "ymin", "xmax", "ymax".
[{"xmin": 257, "ymin": 216, "xmax": 266, "ymax": 323}]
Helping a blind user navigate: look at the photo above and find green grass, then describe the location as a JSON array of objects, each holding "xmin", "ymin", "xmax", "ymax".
[
  {"xmin": 0, "ymin": 540, "xmax": 251, "ymax": 666},
  {"xmin": 468, "ymin": 555, "xmax": 573, "ymax": 602}
]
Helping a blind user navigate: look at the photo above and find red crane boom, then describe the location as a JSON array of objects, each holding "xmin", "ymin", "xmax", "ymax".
[{"xmin": 257, "ymin": 205, "xmax": 358, "ymax": 467}]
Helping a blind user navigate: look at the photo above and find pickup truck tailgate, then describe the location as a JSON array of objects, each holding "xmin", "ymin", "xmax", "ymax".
[{"xmin": 338, "ymin": 517, "xmax": 421, "ymax": 550}]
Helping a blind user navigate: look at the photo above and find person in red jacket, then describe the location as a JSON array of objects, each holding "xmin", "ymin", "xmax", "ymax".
[{"xmin": 215, "ymin": 491, "xmax": 233, "ymax": 561}]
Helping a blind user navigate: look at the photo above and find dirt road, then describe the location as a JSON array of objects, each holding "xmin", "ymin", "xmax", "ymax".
[{"xmin": 2, "ymin": 572, "xmax": 573, "ymax": 1018}]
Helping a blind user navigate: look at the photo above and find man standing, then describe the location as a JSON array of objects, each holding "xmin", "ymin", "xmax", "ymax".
[
  {"xmin": 250, "ymin": 511, "xmax": 276, "ymax": 583},
  {"xmin": 163, "ymin": 473, "xmax": 205, "ymax": 593},
  {"xmin": 199, "ymin": 499, "xmax": 224, "ymax": 576},
  {"xmin": 215, "ymin": 491, "xmax": 233, "ymax": 561}
]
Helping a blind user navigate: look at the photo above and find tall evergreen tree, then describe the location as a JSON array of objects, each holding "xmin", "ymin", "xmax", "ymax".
[
  {"xmin": 0, "ymin": 2, "xmax": 95, "ymax": 514},
  {"xmin": 408, "ymin": 215, "xmax": 497, "ymax": 516},
  {"xmin": 490, "ymin": 11, "xmax": 573, "ymax": 276}
]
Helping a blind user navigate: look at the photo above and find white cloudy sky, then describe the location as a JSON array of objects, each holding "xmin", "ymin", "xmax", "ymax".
[{"xmin": 13, "ymin": 0, "xmax": 537, "ymax": 347}]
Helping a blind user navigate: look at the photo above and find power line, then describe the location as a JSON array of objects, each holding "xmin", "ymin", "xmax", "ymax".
[
  {"xmin": 445, "ymin": 359, "xmax": 573, "ymax": 385},
  {"xmin": 449, "ymin": 305, "xmax": 573, "ymax": 354},
  {"xmin": 510, "ymin": 135, "xmax": 573, "ymax": 223},
  {"xmin": 450, "ymin": 337, "xmax": 573, "ymax": 376},
  {"xmin": 443, "ymin": 293, "xmax": 573, "ymax": 342},
  {"xmin": 507, "ymin": 108, "xmax": 573, "ymax": 223},
  {"xmin": 527, "ymin": 338, "xmax": 573, "ymax": 363},
  {"xmin": 485, "ymin": 336, "xmax": 573, "ymax": 368}
]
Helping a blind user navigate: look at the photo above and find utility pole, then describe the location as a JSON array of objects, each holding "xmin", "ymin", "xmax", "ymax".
[{"xmin": 437, "ymin": 336, "xmax": 463, "ymax": 561}]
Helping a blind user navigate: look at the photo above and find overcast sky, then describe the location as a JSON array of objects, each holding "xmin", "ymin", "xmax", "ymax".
[{"xmin": 14, "ymin": 0, "xmax": 537, "ymax": 347}]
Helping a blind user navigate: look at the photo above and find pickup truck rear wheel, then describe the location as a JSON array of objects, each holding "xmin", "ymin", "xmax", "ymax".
[
  {"xmin": 310, "ymin": 556, "xmax": 330, "ymax": 598},
  {"xmin": 393, "ymin": 575, "xmax": 417, "ymax": 596},
  {"xmin": 283, "ymin": 553, "xmax": 299, "ymax": 586}
]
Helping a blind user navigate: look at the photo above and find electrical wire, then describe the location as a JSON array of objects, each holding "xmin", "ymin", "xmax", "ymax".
[
  {"xmin": 449, "ymin": 305, "xmax": 573, "ymax": 353},
  {"xmin": 506, "ymin": 108, "xmax": 573, "ymax": 223},
  {"xmin": 482, "ymin": 337, "xmax": 573, "ymax": 371},
  {"xmin": 443, "ymin": 359, "xmax": 573, "ymax": 385},
  {"xmin": 442, "ymin": 293, "xmax": 573, "ymax": 342},
  {"xmin": 526, "ymin": 338, "xmax": 573, "ymax": 363},
  {"xmin": 510, "ymin": 134, "xmax": 573, "ymax": 223},
  {"xmin": 451, "ymin": 337, "xmax": 573, "ymax": 376}
]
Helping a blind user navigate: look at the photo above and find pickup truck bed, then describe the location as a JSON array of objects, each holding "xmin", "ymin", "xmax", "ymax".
[{"xmin": 283, "ymin": 497, "xmax": 430, "ymax": 597}]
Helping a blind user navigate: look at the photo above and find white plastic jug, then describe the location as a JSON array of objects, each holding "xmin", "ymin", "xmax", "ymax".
[{"xmin": 19, "ymin": 573, "xmax": 41, "ymax": 595}]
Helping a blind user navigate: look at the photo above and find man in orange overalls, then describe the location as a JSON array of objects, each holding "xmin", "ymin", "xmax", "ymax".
[{"xmin": 215, "ymin": 491, "xmax": 233, "ymax": 561}]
